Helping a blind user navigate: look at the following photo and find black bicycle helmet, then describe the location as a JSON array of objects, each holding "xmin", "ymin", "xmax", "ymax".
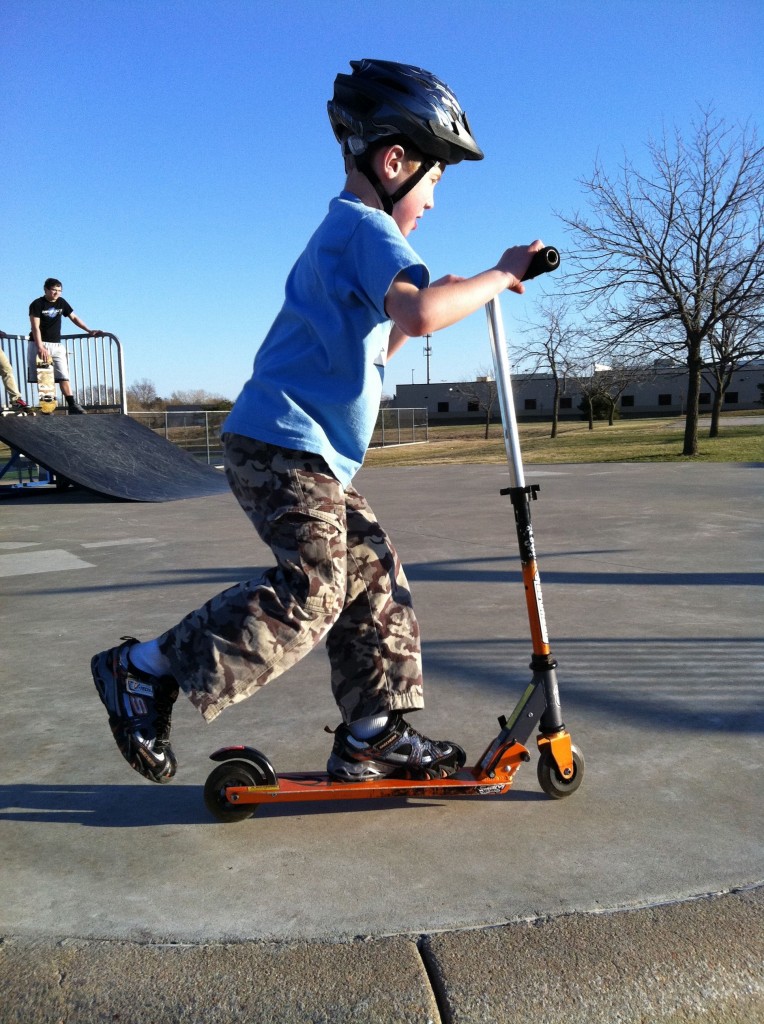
[{"xmin": 328, "ymin": 59, "xmax": 483, "ymax": 214}]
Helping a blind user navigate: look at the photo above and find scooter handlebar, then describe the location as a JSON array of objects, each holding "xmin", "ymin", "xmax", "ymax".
[{"xmin": 521, "ymin": 246, "xmax": 560, "ymax": 282}]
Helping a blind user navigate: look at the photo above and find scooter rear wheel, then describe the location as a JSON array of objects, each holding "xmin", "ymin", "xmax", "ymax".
[
  {"xmin": 204, "ymin": 758, "xmax": 271, "ymax": 822},
  {"xmin": 537, "ymin": 743, "xmax": 585, "ymax": 799}
]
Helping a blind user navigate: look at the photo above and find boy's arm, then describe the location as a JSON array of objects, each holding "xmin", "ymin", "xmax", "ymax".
[
  {"xmin": 29, "ymin": 315, "xmax": 48, "ymax": 359},
  {"xmin": 68, "ymin": 312, "xmax": 103, "ymax": 336},
  {"xmin": 387, "ymin": 324, "xmax": 409, "ymax": 359},
  {"xmin": 385, "ymin": 242, "xmax": 543, "ymax": 338}
]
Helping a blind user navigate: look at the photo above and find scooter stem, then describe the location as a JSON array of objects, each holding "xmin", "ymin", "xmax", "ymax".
[
  {"xmin": 485, "ymin": 296, "xmax": 525, "ymax": 488},
  {"xmin": 484, "ymin": 247, "xmax": 564, "ymax": 733},
  {"xmin": 485, "ymin": 246, "xmax": 560, "ymax": 485}
]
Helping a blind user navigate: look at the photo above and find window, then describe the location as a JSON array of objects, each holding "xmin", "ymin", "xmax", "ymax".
[
  {"xmin": 524, "ymin": 398, "xmax": 537, "ymax": 410},
  {"xmin": 724, "ymin": 392, "xmax": 739, "ymax": 404},
  {"xmin": 699, "ymin": 393, "xmax": 711, "ymax": 405},
  {"xmin": 467, "ymin": 400, "xmax": 479, "ymax": 412},
  {"xmin": 437, "ymin": 401, "xmax": 449, "ymax": 413},
  {"xmin": 621, "ymin": 395, "xmax": 634, "ymax": 407},
  {"xmin": 560, "ymin": 396, "xmax": 572, "ymax": 409},
  {"xmin": 658, "ymin": 394, "xmax": 673, "ymax": 406}
]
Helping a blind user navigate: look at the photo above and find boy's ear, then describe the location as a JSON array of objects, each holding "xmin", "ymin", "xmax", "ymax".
[{"xmin": 375, "ymin": 143, "xmax": 407, "ymax": 181}]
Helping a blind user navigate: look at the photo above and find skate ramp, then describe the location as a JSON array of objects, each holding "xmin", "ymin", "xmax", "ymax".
[{"xmin": 0, "ymin": 414, "xmax": 229, "ymax": 501}]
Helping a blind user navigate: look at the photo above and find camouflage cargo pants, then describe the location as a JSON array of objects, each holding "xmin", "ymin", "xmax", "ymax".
[{"xmin": 158, "ymin": 433, "xmax": 425, "ymax": 723}]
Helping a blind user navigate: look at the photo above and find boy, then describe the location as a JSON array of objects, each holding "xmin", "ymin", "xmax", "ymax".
[
  {"xmin": 91, "ymin": 59, "xmax": 543, "ymax": 785},
  {"xmin": 28, "ymin": 279, "xmax": 103, "ymax": 414}
]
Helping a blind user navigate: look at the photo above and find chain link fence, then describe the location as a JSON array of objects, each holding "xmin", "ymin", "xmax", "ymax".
[
  {"xmin": 129, "ymin": 411, "xmax": 228, "ymax": 463},
  {"xmin": 129, "ymin": 407, "xmax": 429, "ymax": 464},
  {"xmin": 369, "ymin": 407, "xmax": 428, "ymax": 448}
]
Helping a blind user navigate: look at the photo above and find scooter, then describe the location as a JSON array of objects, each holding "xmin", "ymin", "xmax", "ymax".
[{"xmin": 204, "ymin": 246, "xmax": 584, "ymax": 822}]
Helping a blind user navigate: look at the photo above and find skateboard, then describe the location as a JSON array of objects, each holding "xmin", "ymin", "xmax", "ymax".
[{"xmin": 36, "ymin": 357, "xmax": 57, "ymax": 414}]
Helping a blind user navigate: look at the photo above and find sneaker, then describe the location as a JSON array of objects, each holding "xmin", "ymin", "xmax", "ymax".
[
  {"xmin": 326, "ymin": 714, "xmax": 466, "ymax": 782},
  {"xmin": 91, "ymin": 637, "xmax": 179, "ymax": 783},
  {"xmin": 11, "ymin": 397, "xmax": 28, "ymax": 410},
  {"xmin": 67, "ymin": 402, "xmax": 87, "ymax": 414}
]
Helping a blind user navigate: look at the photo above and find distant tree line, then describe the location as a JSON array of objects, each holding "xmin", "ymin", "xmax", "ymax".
[{"xmin": 127, "ymin": 378, "xmax": 233, "ymax": 411}]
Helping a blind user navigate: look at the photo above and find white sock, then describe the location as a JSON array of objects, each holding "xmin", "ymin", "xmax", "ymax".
[
  {"xmin": 348, "ymin": 713, "xmax": 391, "ymax": 741},
  {"xmin": 128, "ymin": 638, "xmax": 172, "ymax": 678}
]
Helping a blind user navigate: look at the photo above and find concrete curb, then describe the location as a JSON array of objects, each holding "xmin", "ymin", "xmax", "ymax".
[{"xmin": 2, "ymin": 886, "xmax": 762, "ymax": 1024}]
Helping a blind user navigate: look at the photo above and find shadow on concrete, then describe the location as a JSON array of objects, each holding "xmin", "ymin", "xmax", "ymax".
[
  {"xmin": 404, "ymin": 556, "xmax": 764, "ymax": 588},
  {"xmin": 425, "ymin": 636, "xmax": 764, "ymax": 735},
  {"xmin": 0, "ymin": 781, "xmax": 544, "ymax": 829},
  {"xmin": 0, "ymin": 784, "xmax": 207, "ymax": 827},
  {"xmin": 4, "ymin": 559, "xmax": 763, "ymax": 599},
  {"xmin": 0, "ymin": 485, "xmax": 113, "ymax": 504}
]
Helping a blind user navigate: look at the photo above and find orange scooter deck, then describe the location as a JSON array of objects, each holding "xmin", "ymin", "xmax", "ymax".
[
  {"xmin": 216, "ymin": 736, "xmax": 533, "ymax": 809},
  {"xmin": 223, "ymin": 768, "xmax": 515, "ymax": 805}
]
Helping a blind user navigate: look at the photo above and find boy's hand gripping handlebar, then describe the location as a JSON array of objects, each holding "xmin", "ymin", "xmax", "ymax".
[
  {"xmin": 486, "ymin": 246, "xmax": 560, "ymax": 489},
  {"xmin": 521, "ymin": 245, "xmax": 560, "ymax": 282}
]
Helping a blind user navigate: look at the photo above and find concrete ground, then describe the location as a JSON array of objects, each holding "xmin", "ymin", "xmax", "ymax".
[{"xmin": 1, "ymin": 460, "xmax": 762, "ymax": 1022}]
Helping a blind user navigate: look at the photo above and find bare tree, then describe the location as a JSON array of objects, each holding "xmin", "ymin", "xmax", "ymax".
[
  {"xmin": 450, "ymin": 369, "xmax": 498, "ymax": 439},
  {"xmin": 523, "ymin": 296, "xmax": 583, "ymax": 437},
  {"xmin": 594, "ymin": 356, "xmax": 652, "ymax": 426},
  {"xmin": 704, "ymin": 308, "xmax": 764, "ymax": 437},
  {"xmin": 565, "ymin": 359, "xmax": 603, "ymax": 430},
  {"xmin": 127, "ymin": 378, "xmax": 161, "ymax": 410},
  {"xmin": 561, "ymin": 110, "xmax": 764, "ymax": 455}
]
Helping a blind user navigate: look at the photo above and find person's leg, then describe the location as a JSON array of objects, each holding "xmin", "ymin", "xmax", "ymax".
[
  {"xmin": 157, "ymin": 436, "xmax": 349, "ymax": 721},
  {"xmin": 92, "ymin": 435, "xmax": 350, "ymax": 782},
  {"xmin": 0, "ymin": 349, "xmax": 23, "ymax": 405},
  {"xmin": 51, "ymin": 347, "xmax": 86, "ymax": 413},
  {"xmin": 324, "ymin": 487, "xmax": 465, "ymax": 782},
  {"xmin": 326, "ymin": 484, "xmax": 424, "ymax": 721}
]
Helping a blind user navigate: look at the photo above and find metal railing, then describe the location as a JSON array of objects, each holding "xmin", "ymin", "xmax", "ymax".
[{"xmin": 0, "ymin": 333, "xmax": 126, "ymax": 412}]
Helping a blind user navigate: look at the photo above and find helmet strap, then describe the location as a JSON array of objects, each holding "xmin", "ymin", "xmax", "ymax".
[
  {"xmin": 389, "ymin": 159, "xmax": 435, "ymax": 207},
  {"xmin": 357, "ymin": 153, "xmax": 436, "ymax": 216}
]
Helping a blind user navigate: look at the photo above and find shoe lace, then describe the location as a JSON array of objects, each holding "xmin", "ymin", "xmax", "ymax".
[{"xmin": 152, "ymin": 682, "xmax": 178, "ymax": 748}]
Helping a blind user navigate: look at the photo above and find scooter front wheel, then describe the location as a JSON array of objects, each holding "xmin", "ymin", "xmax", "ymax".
[
  {"xmin": 537, "ymin": 743, "xmax": 585, "ymax": 799},
  {"xmin": 204, "ymin": 759, "xmax": 271, "ymax": 823}
]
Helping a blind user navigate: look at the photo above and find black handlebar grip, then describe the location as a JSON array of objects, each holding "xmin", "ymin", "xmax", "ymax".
[{"xmin": 521, "ymin": 246, "xmax": 560, "ymax": 282}]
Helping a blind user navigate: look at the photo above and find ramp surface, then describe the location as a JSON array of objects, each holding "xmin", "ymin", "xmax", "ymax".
[{"xmin": 0, "ymin": 414, "xmax": 229, "ymax": 501}]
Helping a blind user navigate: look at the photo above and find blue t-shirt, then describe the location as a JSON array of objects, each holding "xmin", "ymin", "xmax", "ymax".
[{"xmin": 222, "ymin": 192, "xmax": 429, "ymax": 485}]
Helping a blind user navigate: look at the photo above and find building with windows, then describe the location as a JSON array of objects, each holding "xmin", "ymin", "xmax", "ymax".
[{"xmin": 390, "ymin": 361, "xmax": 764, "ymax": 421}]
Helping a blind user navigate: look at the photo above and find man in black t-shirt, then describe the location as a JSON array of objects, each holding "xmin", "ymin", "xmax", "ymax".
[{"xmin": 28, "ymin": 278, "xmax": 103, "ymax": 414}]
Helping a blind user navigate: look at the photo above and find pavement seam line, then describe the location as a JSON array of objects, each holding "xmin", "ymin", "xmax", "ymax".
[{"xmin": 417, "ymin": 934, "xmax": 448, "ymax": 1024}]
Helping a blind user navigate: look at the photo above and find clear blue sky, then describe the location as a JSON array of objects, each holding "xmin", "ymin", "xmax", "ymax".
[{"xmin": 2, "ymin": 0, "xmax": 762, "ymax": 400}]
